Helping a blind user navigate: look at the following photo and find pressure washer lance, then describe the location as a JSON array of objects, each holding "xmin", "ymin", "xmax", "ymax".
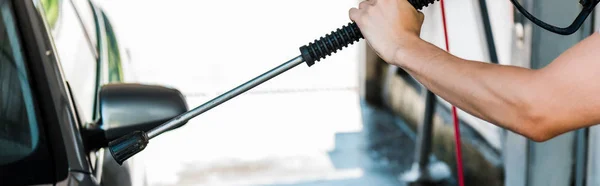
[{"xmin": 108, "ymin": 0, "xmax": 439, "ymax": 165}]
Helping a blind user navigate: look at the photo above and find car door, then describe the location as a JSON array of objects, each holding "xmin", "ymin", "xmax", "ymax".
[
  {"xmin": 39, "ymin": 0, "xmax": 111, "ymax": 184},
  {"xmin": 40, "ymin": 0, "xmax": 141, "ymax": 185},
  {"xmin": 0, "ymin": 0, "xmax": 78, "ymax": 185}
]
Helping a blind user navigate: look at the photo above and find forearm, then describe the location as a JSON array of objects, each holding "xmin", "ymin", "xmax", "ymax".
[
  {"xmin": 350, "ymin": 0, "xmax": 600, "ymax": 141},
  {"xmin": 395, "ymin": 37, "xmax": 540, "ymax": 138}
]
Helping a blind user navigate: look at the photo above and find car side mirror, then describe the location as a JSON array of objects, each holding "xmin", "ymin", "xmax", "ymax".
[{"xmin": 83, "ymin": 83, "xmax": 188, "ymax": 151}]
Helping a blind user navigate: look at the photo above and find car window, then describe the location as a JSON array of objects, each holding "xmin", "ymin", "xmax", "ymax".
[
  {"xmin": 0, "ymin": 0, "xmax": 40, "ymax": 165},
  {"xmin": 52, "ymin": 0, "xmax": 98, "ymax": 122}
]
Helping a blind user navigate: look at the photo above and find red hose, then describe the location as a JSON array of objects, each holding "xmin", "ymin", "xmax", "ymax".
[{"xmin": 439, "ymin": 1, "xmax": 466, "ymax": 186}]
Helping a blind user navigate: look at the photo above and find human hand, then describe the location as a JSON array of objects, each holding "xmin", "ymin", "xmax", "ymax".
[{"xmin": 350, "ymin": 0, "xmax": 425, "ymax": 65}]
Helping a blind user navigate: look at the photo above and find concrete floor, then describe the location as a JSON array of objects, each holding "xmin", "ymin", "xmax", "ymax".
[
  {"xmin": 135, "ymin": 98, "xmax": 424, "ymax": 186},
  {"xmin": 141, "ymin": 100, "xmax": 423, "ymax": 186}
]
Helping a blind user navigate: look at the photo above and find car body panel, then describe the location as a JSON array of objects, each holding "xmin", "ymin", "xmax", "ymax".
[
  {"xmin": 24, "ymin": 0, "xmax": 92, "ymax": 174},
  {"xmin": 3, "ymin": 0, "xmax": 140, "ymax": 185}
]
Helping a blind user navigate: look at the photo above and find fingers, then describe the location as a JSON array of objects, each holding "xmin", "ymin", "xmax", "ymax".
[
  {"xmin": 359, "ymin": 1, "xmax": 370, "ymax": 9},
  {"xmin": 351, "ymin": 0, "xmax": 373, "ymax": 23},
  {"xmin": 349, "ymin": 8, "xmax": 361, "ymax": 22}
]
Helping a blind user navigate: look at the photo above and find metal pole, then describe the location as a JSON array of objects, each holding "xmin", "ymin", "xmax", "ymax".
[
  {"xmin": 401, "ymin": 89, "xmax": 450, "ymax": 183},
  {"xmin": 575, "ymin": 129, "xmax": 588, "ymax": 186},
  {"xmin": 478, "ymin": 0, "xmax": 499, "ymax": 64},
  {"xmin": 415, "ymin": 90, "xmax": 436, "ymax": 170},
  {"xmin": 146, "ymin": 56, "xmax": 305, "ymax": 138}
]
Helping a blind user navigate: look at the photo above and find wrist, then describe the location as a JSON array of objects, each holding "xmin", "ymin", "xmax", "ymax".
[{"xmin": 392, "ymin": 35, "xmax": 423, "ymax": 68}]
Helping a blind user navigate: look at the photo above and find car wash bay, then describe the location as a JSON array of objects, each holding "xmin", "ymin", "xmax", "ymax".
[{"xmin": 95, "ymin": 0, "xmax": 508, "ymax": 185}]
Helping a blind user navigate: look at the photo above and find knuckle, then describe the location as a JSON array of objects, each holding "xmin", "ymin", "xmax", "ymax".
[
  {"xmin": 349, "ymin": 8, "xmax": 360, "ymax": 20},
  {"xmin": 359, "ymin": 1, "xmax": 369, "ymax": 9}
]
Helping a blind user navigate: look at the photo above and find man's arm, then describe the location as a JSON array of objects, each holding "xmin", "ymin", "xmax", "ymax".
[{"xmin": 350, "ymin": 0, "xmax": 600, "ymax": 141}]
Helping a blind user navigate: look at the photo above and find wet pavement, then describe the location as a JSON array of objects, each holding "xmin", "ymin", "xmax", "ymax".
[
  {"xmin": 140, "ymin": 98, "xmax": 424, "ymax": 186},
  {"xmin": 265, "ymin": 100, "xmax": 459, "ymax": 186},
  {"xmin": 263, "ymin": 100, "xmax": 417, "ymax": 186},
  {"xmin": 271, "ymin": 101, "xmax": 421, "ymax": 186}
]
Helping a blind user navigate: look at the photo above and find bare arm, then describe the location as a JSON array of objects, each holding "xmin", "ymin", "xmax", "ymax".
[{"xmin": 350, "ymin": 0, "xmax": 600, "ymax": 141}]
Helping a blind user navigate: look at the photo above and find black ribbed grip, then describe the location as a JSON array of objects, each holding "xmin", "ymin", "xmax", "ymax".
[
  {"xmin": 408, "ymin": 0, "xmax": 438, "ymax": 10},
  {"xmin": 300, "ymin": 22, "xmax": 362, "ymax": 66},
  {"xmin": 300, "ymin": 0, "xmax": 438, "ymax": 67}
]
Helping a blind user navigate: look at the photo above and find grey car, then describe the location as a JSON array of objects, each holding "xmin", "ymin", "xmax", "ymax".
[{"xmin": 0, "ymin": 0, "xmax": 188, "ymax": 185}]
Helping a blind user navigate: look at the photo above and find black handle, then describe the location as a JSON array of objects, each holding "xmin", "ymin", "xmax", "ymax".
[
  {"xmin": 408, "ymin": 0, "xmax": 439, "ymax": 10},
  {"xmin": 510, "ymin": 0, "xmax": 600, "ymax": 35},
  {"xmin": 300, "ymin": 22, "xmax": 362, "ymax": 66},
  {"xmin": 300, "ymin": 0, "xmax": 438, "ymax": 66},
  {"xmin": 108, "ymin": 131, "xmax": 149, "ymax": 165}
]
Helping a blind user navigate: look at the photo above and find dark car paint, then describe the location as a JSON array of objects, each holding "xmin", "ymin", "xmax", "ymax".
[
  {"xmin": 5, "ymin": 0, "xmax": 70, "ymax": 185},
  {"xmin": 3, "ymin": 0, "xmax": 130, "ymax": 185},
  {"xmin": 15, "ymin": 0, "xmax": 89, "ymax": 175}
]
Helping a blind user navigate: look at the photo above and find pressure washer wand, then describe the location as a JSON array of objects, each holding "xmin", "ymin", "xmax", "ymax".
[
  {"xmin": 108, "ymin": 0, "xmax": 439, "ymax": 165},
  {"xmin": 145, "ymin": 22, "xmax": 363, "ymax": 140},
  {"xmin": 146, "ymin": 55, "xmax": 304, "ymax": 138}
]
